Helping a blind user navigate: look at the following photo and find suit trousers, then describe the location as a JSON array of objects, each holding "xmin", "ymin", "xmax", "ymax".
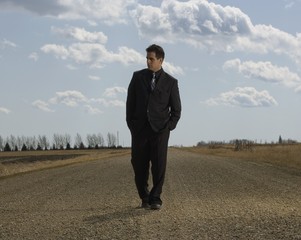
[{"xmin": 131, "ymin": 122, "xmax": 170, "ymax": 204}]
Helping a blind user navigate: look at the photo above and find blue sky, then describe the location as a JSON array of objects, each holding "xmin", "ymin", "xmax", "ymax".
[{"xmin": 1, "ymin": 0, "xmax": 301, "ymax": 147}]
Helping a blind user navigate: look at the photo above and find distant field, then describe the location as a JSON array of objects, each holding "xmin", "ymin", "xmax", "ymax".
[
  {"xmin": 182, "ymin": 144, "xmax": 301, "ymax": 171},
  {"xmin": 1, "ymin": 144, "xmax": 300, "ymax": 178},
  {"xmin": 0, "ymin": 149, "xmax": 130, "ymax": 178}
]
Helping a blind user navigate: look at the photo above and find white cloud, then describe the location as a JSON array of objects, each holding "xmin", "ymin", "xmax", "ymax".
[
  {"xmin": 0, "ymin": 39, "xmax": 17, "ymax": 49},
  {"xmin": 131, "ymin": 0, "xmax": 252, "ymax": 44},
  {"xmin": 0, "ymin": 0, "xmax": 136, "ymax": 24},
  {"xmin": 163, "ymin": 61, "xmax": 184, "ymax": 76},
  {"xmin": 57, "ymin": 0, "xmax": 136, "ymax": 24},
  {"xmin": 113, "ymin": 46, "xmax": 145, "ymax": 65},
  {"xmin": 88, "ymin": 75, "xmax": 101, "ymax": 81},
  {"xmin": 41, "ymin": 43, "xmax": 143, "ymax": 67},
  {"xmin": 130, "ymin": 4, "xmax": 172, "ymax": 42},
  {"xmin": 107, "ymin": 99, "xmax": 125, "ymax": 107},
  {"xmin": 41, "ymin": 44, "xmax": 69, "ymax": 60},
  {"xmin": 204, "ymin": 87, "xmax": 278, "ymax": 108},
  {"xmin": 91, "ymin": 98, "xmax": 126, "ymax": 107},
  {"xmin": 0, "ymin": 0, "xmax": 68, "ymax": 16},
  {"xmin": 52, "ymin": 26, "xmax": 108, "ymax": 44},
  {"xmin": 103, "ymin": 87, "xmax": 127, "ymax": 98},
  {"xmin": 32, "ymin": 100, "xmax": 54, "ymax": 112},
  {"xmin": 249, "ymin": 25, "xmax": 301, "ymax": 65},
  {"xmin": 33, "ymin": 88, "xmax": 126, "ymax": 114},
  {"xmin": 66, "ymin": 64, "xmax": 77, "ymax": 70},
  {"xmin": 285, "ymin": 1, "xmax": 295, "ymax": 9},
  {"xmin": 84, "ymin": 105, "xmax": 103, "ymax": 115},
  {"xmin": 3, "ymin": 0, "xmax": 301, "ymax": 68},
  {"xmin": 0, "ymin": 107, "xmax": 11, "ymax": 114},
  {"xmin": 87, "ymin": 20, "xmax": 98, "ymax": 26},
  {"xmin": 41, "ymin": 42, "xmax": 182, "ymax": 74},
  {"xmin": 223, "ymin": 59, "xmax": 301, "ymax": 89},
  {"xmin": 68, "ymin": 43, "xmax": 109, "ymax": 64},
  {"xmin": 49, "ymin": 90, "xmax": 88, "ymax": 107},
  {"xmin": 41, "ymin": 24, "xmax": 183, "ymax": 72},
  {"xmin": 295, "ymin": 85, "xmax": 301, "ymax": 93},
  {"xmin": 131, "ymin": 0, "xmax": 301, "ymax": 67},
  {"xmin": 28, "ymin": 52, "xmax": 39, "ymax": 61}
]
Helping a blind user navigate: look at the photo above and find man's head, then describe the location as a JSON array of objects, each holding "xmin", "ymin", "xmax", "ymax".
[{"xmin": 146, "ymin": 44, "xmax": 165, "ymax": 72}]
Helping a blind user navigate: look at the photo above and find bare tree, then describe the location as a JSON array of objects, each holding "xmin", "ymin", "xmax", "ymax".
[
  {"xmin": 0, "ymin": 135, "xmax": 3, "ymax": 151},
  {"xmin": 52, "ymin": 133, "xmax": 60, "ymax": 150},
  {"xmin": 16, "ymin": 136, "xmax": 23, "ymax": 151},
  {"xmin": 86, "ymin": 134, "xmax": 94, "ymax": 148},
  {"xmin": 53, "ymin": 133, "xmax": 61, "ymax": 150},
  {"xmin": 63, "ymin": 133, "xmax": 71, "ymax": 149},
  {"xmin": 24, "ymin": 136, "xmax": 31, "ymax": 150},
  {"xmin": 74, "ymin": 133, "xmax": 83, "ymax": 149},
  {"xmin": 107, "ymin": 132, "xmax": 117, "ymax": 148},
  {"xmin": 7, "ymin": 135, "xmax": 17, "ymax": 151},
  {"xmin": 20, "ymin": 136, "xmax": 27, "ymax": 149},
  {"xmin": 26, "ymin": 136, "xmax": 37, "ymax": 150},
  {"xmin": 38, "ymin": 135, "xmax": 49, "ymax": 150},
  {"xmin": 87, "ymin": 133, "xmax": 105, "ymax": 148},
  {"xmin": 97, "ymin": 133, "xmax": 105, "ymax": 148},
  {"xmin": 0, "ymin": 133, "xmax": 109, "ymax": 151},
  {"xmin": 21, "ymin": 143, "xmax": 28, "ymax": 151},
  {"xmin": 52, "ymin": 133, "xmax": 71, "ymax": 149}
]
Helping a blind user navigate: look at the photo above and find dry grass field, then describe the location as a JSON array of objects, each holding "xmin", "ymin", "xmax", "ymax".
[
  {"xmin": 1, "ymin": 144, "xmax": 300, "ymax": 178},
  {"xmin": 182, "ymin": 143, "xmax": 301, "ymax": 171},
  {"xmin": 0, "ymin": 149, "xmax": 130, "ymax": 178}
]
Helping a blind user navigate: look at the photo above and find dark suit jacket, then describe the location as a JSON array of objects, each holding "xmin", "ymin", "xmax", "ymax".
[{"xmin": 126, "ymin": 68, "xmax": 181, "ymax": 134}]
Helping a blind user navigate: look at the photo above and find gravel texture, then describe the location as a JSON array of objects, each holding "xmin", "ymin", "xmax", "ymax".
[{"xmin": 1, "ymin": 148, "xmax": 301, "ymax": 239}]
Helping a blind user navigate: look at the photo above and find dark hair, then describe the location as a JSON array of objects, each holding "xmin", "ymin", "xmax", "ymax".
[{"xmin": 146, "ymin": 44, "xmax": 165, "ymax": 60}]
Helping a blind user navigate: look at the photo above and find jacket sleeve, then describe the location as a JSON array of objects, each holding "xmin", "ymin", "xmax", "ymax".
[
  {"xmin": 126, "ymin": 73, "xmax": 136, "ymax": 131},
  {"xmin": 168, "ymin": 79, "xmax": 181, "ymax": 131}
]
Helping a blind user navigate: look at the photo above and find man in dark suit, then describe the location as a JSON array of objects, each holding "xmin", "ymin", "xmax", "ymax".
[{"xmin": 126, "ymin": 44, "xmax": 181, "ymax": 210}]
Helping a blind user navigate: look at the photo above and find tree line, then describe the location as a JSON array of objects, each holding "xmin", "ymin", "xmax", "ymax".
[
  {"xmin": 0, "ymin": 132, "xmax": 121, "ymax": 152},
  {"xmin": 196, "ymin": 136, "xmax": 298, "ymax": 151}
]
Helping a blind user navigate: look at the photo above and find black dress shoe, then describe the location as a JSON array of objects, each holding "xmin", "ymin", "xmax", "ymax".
[
  {"xmin": 150, "ymin": 203, "xmax": 161, "ymax": 210},
  {"xmin": 141, "ymin": 197, "xmax": 150, "ymax": 208},
  {"xmin": 141, "ymin": 202, "xmax": 150, "ymax": 208}
]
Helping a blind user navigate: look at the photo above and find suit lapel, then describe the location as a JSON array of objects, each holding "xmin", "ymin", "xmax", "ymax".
[{"xmin": 141, "ymin": 70, "xmax": 151, "ymax": 92}]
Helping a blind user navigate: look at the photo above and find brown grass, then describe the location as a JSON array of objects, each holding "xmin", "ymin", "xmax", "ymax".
[
  {"xmin": 180, "ymin": 144, "xmax": 301, "ymax": 170},
  {"xmin": 0, "ymin": 149, "xmax": 130, "ymax": 178},
  {"xmin": 2, "ymin": 145, "xmax": 300, "ymax": 178}
]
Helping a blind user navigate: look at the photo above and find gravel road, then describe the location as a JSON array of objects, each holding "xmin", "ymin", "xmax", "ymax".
[{"xmin": 1, "ymin": 148, "xmax": 301, "ymax": 239}]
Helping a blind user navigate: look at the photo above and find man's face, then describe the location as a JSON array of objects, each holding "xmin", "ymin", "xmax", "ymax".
[{"xmin": 146, "ymin": 52, "xmax": 163, "ymax": 72}]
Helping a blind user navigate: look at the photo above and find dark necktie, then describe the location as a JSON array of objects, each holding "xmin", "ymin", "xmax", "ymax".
[{"xmin": 151, "ymin": 72, "xmax": 156, "ymax": 91}]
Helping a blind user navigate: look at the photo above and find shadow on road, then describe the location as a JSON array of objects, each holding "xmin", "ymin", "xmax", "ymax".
[{"xmin": 83, "ymin": 206, "xmax": 151, "ymax": 224}]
